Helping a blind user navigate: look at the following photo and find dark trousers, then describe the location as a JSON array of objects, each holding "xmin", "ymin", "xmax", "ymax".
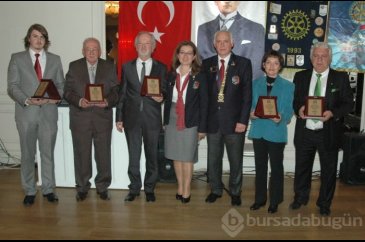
[
  {"xmin": 294, "ymin": 128, "xmax": 339, "ymax": 208},
  {"xmin": 207, "ymin": 131, "xmax": 245, "ymax": 196},
  {"xmin": 125, "ymin": 124, "xmax": 160, "ymax": 194},
  {"xmin": 71, "ymin": 125, "xmax": 112, "ymax": 194},
  {"xmin": 252, "ymin": 138, "xmax": 285, "ymax": 206}
]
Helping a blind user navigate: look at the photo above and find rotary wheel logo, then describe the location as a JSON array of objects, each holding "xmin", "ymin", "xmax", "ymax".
[
  {"xmin": 349, "ymin": 1, "xmax": 365, "ymax": 24},
  {"xmin": 281, "ymin": 10, "xmax": 310, "ymax": 40}
]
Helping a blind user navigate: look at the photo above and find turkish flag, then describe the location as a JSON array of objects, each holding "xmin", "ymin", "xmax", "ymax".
[{"xmin": 118, "ymin": 1, "xmax": 192, "ymax": 79}]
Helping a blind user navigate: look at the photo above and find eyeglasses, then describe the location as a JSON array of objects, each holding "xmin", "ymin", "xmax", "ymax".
[
  {"xmin": 137, "ymin": 42, "xmax": 151, "ymax": 46},
  {"xmin": 179, "ymin": 51, "xmax": 194, "ymax": 56},
  {"xmin": 84, "ymin": 48, "xmax": 99, "ymax": 53}
]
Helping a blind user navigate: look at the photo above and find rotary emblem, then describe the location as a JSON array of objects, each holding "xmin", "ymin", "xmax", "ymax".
[
  {"xmin": 281, "ymin": 10, "xmax": 311, "ymax": 40},
  {"xmin": 349, "ymin": 1, "xmax": 365, "ymax": 24}
]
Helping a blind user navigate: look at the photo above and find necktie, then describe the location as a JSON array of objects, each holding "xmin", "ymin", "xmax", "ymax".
[
  {"xmin": 314, "ymin": 73, "xmax": 322, "ymax": 97},
  {"xmin": 140, "ymin": 62, "xmax": 146, "ymax": 83},
  {"xmin": 139, "ymin": 62, "xmax": 146, "ymax": 111},
  {"xmin": 219, "ymin": 16, "xmax": 235, "ymax": 30},
  {"xmin": 313, "ymin": 73, "xmax": 322, "ymax": 123},
  {"xmin": 218, "ymin": 59, "xmax": 225, "ymax": 88},
  {"xmin": 89, "ymin": 66, "xmax": 95, "ymax": 84},
  {"xmin": 34, "ymin": 53, "xmax": 42, "ymax": 81}
]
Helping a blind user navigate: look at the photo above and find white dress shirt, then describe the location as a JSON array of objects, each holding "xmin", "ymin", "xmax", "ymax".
[{"xmin": 306, "ymin": 68, "xmax": 329, "ymax": 130}]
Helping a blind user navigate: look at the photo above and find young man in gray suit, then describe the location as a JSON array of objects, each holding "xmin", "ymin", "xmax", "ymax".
[
  {"xmin": 116, "ymin": 31, "xmax": 167, "ymax": 202},
  {"xmin": 64, "ymin": 38, "xmax": 119, "ymax": 202},
  {"xmin": 7, "ymin": 24, "xmax": 65, "ymax": 206},
  {"xmin": 197, "ymin": 1, "xmax": 264, "ymax": 81}
]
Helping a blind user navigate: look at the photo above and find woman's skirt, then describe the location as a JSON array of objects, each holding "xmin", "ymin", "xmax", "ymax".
[{"xmin": 164, "ymin": 103, "xmax": 198, "ymax": 163}]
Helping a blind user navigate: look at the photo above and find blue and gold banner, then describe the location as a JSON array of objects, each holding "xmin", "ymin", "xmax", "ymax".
[
  {"xmin": 265, "ymin": 1, "xmax": 328, "ymax": 69},
  {"xmin": 328, "ymin": 1, "xmax": 365, "ymax": 72}
]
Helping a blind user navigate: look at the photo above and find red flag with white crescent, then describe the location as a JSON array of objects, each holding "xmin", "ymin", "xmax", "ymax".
[{"xmin": 118, "ymin": 1, "xmax": 192, "ymax": 79}]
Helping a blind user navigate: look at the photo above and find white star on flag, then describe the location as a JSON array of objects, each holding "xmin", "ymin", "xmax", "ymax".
[{"xmin": 150, "ymin": 27, "xmax": 165, "ymax": 44}]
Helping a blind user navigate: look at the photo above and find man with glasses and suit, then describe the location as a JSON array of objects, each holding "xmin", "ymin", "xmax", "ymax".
[
  {"xmin": 64, "ymin": 37, "xmax": 119, "ymax": 202},
  {"xmin": 116, "ymin": 31, "xmax": 167, "ymax": 203},
  {"xmin": 290, "ymin": 42, "xmax": 353, "ymax": 216}
]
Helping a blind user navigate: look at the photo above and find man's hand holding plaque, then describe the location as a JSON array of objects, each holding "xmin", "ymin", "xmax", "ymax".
[
  {"xmin": 84, "ymin": 84, "xmax": 105, "ymax": 105},
  {"xmin": 254, "ymin": 96, "xmax": 279, "ymax": 119},
  {"xmin": 304, "ymin": 96, "xmax": 325, "ymax": 119},
  {"xmin": 140, "ymin": 76, "xmax": 162, "ymax": 97},
  {"xmin": 31, "ymin": 79, "xmax": 61, "ymax": 104}
]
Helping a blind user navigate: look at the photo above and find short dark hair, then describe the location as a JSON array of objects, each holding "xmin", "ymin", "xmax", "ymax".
[
  {"xmin": 261, "ymin": 50, "xmax": 284, "ymax": 72},
  {"xmin": 172, "ymin": 40, "xmax": 202, "ymax": 76},
  {"xmin": 23, "ymin": 24, "xmax": 50, "ymax": 50}
]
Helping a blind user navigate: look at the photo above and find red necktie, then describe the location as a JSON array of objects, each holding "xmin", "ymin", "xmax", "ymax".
[
  {"xmin": 218, "ymin": 59, "xmax": 225, "ymax": 88},
  {"xmin": 34, "ymin": 53, "xmax": 42, "ymax": 81}
]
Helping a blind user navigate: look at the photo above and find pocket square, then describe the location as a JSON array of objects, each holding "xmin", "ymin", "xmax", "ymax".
[
  {"xmin": 241, "ymin": 40, "xmax": 252, "ymax": 45},
  {"xmin": 331, "ymin": 88, "xmax": 339, "ymax": 93}
]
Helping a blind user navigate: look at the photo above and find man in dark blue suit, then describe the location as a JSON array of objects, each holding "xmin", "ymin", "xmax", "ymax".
[
  {"xmin": 197, "ymin": 1, "xmax": 264, "ymax": 81},
  {"xmin": 290, "ymin": 42, "xmax": 353, "ymax": 216},
  {"xmin": 203, "ymin": 30, "xmax": 252, "ymax": 206}
]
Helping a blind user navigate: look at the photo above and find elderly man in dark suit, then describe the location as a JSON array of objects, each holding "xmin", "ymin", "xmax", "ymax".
[
  {"xmin": 197, "ymin": 1, "xmax": 264, "ymax": 81},
  {"xmin": 203, "ymin": 30, "xmax": 252, "ymax": 206},
  {"xmin": 290, "ymin": 42, "xmax": 353, "ymax": 216},
  {"xmin": 64, "ymin": 37, "xmax": 119, "ymax": 201},
  {"xmin": 7, "ymin": 23, "xmax": 64, "ymax": 206},
  {"xmin": 116, "ymin": 31, "xmax": 167, "ymax": 203}
]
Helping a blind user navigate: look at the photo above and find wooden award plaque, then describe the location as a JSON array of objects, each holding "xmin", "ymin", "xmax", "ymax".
[
  {"xmin": 84, "ymin": 84, "xmax": 104, "ymax": 104},
  {"xmin": 304, "ymin": 96, "xmax": 325, "ymax": 118},
  {"xmin": 140, "ymin": 76, "xmax": 162, "ymax": 97},
  {"xmin": 254, "ymin": 96, "xmax": 279, "ymax": 119},
  {"xmin": 32, "ymin": 79, "xmax": 61, "ymax": 101}
]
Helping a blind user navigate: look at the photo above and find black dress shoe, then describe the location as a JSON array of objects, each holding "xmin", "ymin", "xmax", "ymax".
[
  {"xmin": 76, "ymin": 191, "xmax": 88, "ymax": 201},
  {"xmin": 250, "ymin": 202, "xmax": 266, "ymax": 210},
  {"xmin": 43, "ymin": 193, "xmax": 59, "ymax": 203},
  {"xmin": 97, "ymin": 191, "xmax": 110, "ymax": 200},
  {"xmin": 181, "ymin": 195, "xmax": 191, "ymax": 204},
  {"xmin": 268, "ymin": 205, "xmax": 278, "ymax": 214},
  {"xmin": 231, "ymin": 196, "xmax": 241, "ymax": 206},
  {"xmin": 23, "ymin": 195, "xmax": 35, "ymax": 206},
  {"xmin": 176, "ymin": 193, "xmax": 183, "ymax": 200},
  {"xmin": 145, "ymin": 193, "xmax": 156, "ymax": 202},
  {"xmin": 290, "ymin": 200, "xmax": 304, "ymax": 210},
  {"xmin": 205, "ymin": 193, "xmax": 222, "ymax": 203},
  {"xmin": 320, "ymin": 207, "xmax": 331, "ymax": 216},
  {"xmin": 124, "ymin": 192, "xmax": 139, "ymax": 202}
]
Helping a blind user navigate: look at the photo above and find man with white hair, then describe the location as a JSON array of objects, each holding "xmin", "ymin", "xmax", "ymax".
[{"xmin": 290, "ymin": 42, "xmax": 353, "ymax": 216}]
